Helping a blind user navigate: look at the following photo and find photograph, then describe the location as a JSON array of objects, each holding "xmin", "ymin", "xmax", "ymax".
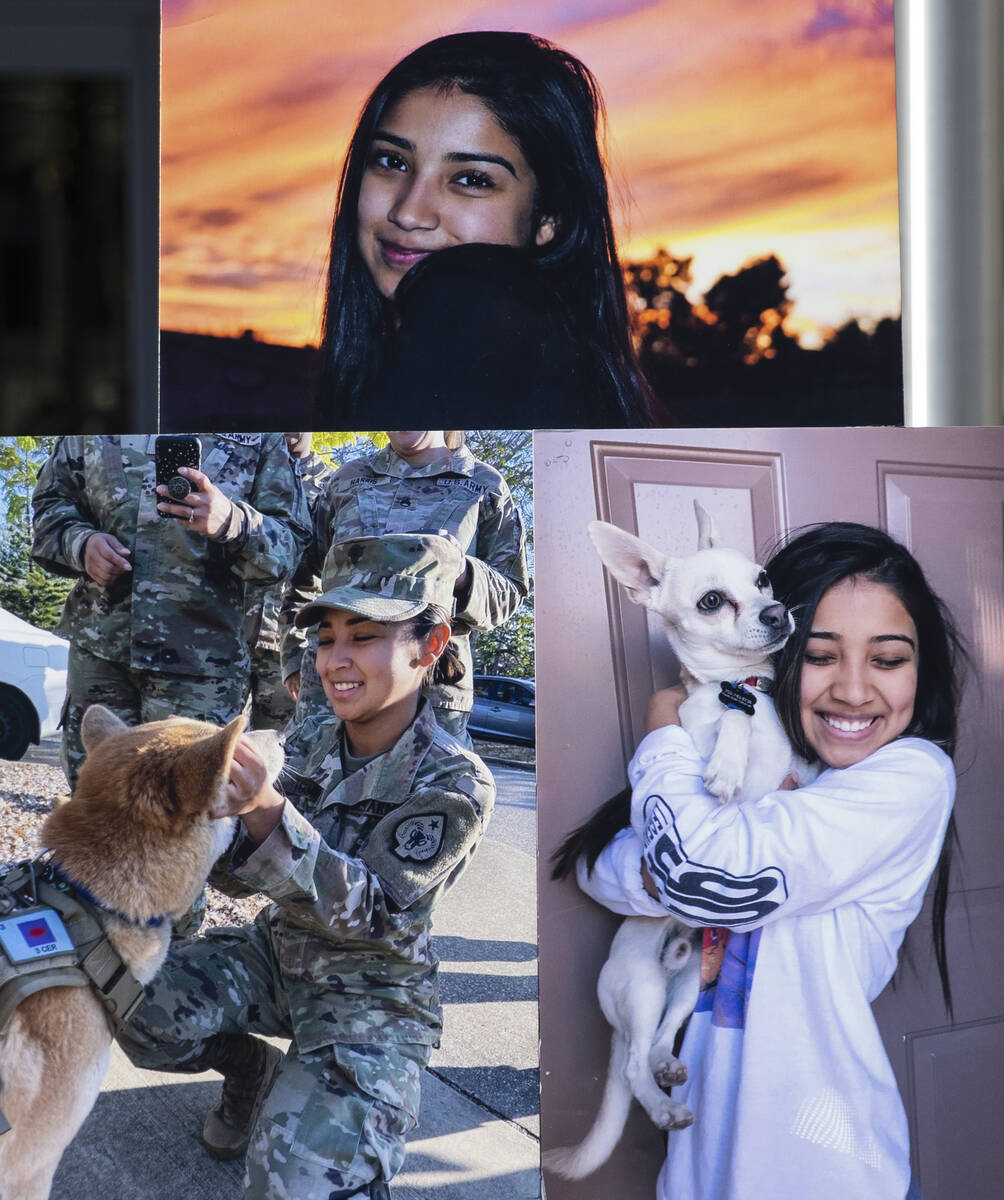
[
  {"xmin": 1, "ymin": 3, "xmax": 1002, "ymax": 1199},
  {"xmin": 536, "ymin": 424, "xmax": 1004, "ymax": 1200},
  {"xmin": 157, "ymin": 0, "xmax": 903, "ymax": 432},
  {"xmin": 0, "ymin": 429, "xmax": 538, "ymax": 1199}
]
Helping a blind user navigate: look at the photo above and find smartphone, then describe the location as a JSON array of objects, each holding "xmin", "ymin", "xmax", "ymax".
[{"xmin": 154, "ymin": 435, "xmax": 201, "ymax": 516}]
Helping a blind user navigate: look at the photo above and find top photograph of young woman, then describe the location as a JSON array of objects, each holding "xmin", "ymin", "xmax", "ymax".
[
  {"xmin": 161, "ymin": 28, "xmax": 651, "ymax": 431},
  {"xmin": 148, "ymin": 2, "xmax": 908, "ymax": 435},
  {"xmin": 313, "ymin": 30, "xmax": 653, "ymax": 430}
]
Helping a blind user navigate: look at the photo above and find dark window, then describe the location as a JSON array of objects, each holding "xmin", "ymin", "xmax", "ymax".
[{"xmin": 0, "ymin": 78, "xmax": 129, "ymax": 430}]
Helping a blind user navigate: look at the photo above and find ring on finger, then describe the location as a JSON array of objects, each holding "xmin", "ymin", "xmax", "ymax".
[{"xmin": 188, "ymin": 508, "xmax": 195, "ymax": 523}]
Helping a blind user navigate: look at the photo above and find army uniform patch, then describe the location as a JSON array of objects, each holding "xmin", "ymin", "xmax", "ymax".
[
  {"xmin": 362, "ymin": 786, "xmax": 483, "ymax": 908},
  {"xmin": 218, "ymin": 433, "xmax": 263, "ymax": 446},
  {"xmin": 393, "ymin": 814, "xmax": 446, "ymax": 862}
]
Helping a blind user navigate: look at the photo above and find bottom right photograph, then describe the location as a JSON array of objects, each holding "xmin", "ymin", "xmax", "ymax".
[{"xmin": 535, "ymin": 426, "xmax": 1004, "ymax": 1200}]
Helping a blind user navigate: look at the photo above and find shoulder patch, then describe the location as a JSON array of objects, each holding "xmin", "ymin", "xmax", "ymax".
[
  {"xmin": 361, "ymin": 788, "xmax": 482, "ymax": 909},
  {"xmin": 392, "ymin": 813, "xmax": 446, "ymax": 862}
]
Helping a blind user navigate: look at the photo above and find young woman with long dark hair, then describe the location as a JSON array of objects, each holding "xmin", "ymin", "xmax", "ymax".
[
  {"xmin": 566, "ymin": 523, "xmax": 964, "ymax": 1200},
  {"xmin": 316, "ymin": 31, "xmax": 655, "ymax": 428}
]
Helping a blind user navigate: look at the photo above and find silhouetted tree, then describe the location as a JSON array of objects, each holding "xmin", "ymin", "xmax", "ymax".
[
  {"xmin": 701, "ymin": 254, "xmax": 792, "ymax": 366},
  {"xmin": 623, "ymin": 247, "xmax": 902, "ymax": 425}
]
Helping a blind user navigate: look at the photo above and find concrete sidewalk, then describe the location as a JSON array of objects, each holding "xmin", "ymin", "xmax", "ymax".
[{"xmin": 45, "ymin": 760, "xmax": 540, "ymax": 1199}]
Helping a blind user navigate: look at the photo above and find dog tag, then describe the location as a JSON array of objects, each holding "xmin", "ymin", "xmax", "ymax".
[
  {"xmin": 718, "ymin": 680, "xmax": 757, "ymax": 716},
  {"xmin": 0, "ymin": 906, "xmax": 75, "ymax": 964}
]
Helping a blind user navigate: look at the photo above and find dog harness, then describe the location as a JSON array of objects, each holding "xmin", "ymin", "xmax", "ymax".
[
  {"xmin": 0, "ymin": 858, "xmax": 149, "ymax": 1132},
  {"xmin": 0, "ymin": 857, "xmax": 149, "ymax": 1034}
]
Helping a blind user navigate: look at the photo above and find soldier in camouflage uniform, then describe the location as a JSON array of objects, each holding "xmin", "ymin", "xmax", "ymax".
[
  {"xmin": 280, "ymin": 431, "xmax": 528, "ymax": 741},
  {"xmin": 116, "ymin": 533, "xmax": 496, "ymax": 1199},
  {"xmin": 245, "ymin": 434, "xmax": 335, "ymax": 731},
  {"xmin": 31, "ymin": 435, "xmax": 310, "ymax": 787}
]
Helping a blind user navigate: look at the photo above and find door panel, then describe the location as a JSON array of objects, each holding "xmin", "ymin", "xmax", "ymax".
[
  {"xmin": 536, "ymin": 427, "xmax": 1004, "ymax": 1200},
  {"xmin": 909, "ymin": 1015, "xmax": 1004, "ymax": 1199},
  {"xmin": 593, "ymin": 442, "xmax": 786, "ymax": 761}
]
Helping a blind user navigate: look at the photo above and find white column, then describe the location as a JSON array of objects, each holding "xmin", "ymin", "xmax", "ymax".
[{"xmin": 896, "ymin": 0, "xmax": 1003, "ymax": 425}]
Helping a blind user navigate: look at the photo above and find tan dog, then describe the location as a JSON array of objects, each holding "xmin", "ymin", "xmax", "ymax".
[{"xmin": 0, "ymin": 705, "xmax": 274, "ymax": 1200}]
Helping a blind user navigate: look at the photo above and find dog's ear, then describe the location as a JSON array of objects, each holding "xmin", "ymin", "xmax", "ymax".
[
  {"xmin": 694, "ymin": 501, "xmax": 720, "ymax": 550},
  {"xmin": 173, "ymin": 712, "xmax": 248, "ymax": 816},
  {"xmin": 81, "ymin": 704, "xmax": 129, "ymax": 752},
  {"xmin": 587, "ymin": 521, "xmax": 669, "ymax": 607}
]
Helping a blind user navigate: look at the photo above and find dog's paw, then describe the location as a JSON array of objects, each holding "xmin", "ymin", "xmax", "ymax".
[
  {"xmin": 649, "ymin": 1099, "xmax": 695, "ymax": 1131},
  {"xmin": 702, "ymin": 763, "xmax": 742, "ymax": 803},
  {"xmin": 652, "ymin": 1056, "xmax": 688, "ymax": 1089}
]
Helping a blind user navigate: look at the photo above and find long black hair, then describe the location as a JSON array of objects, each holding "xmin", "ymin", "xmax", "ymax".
[
  {"xmin": 316, "ymin": 30, "xmax": 652, "ymax": 423},
  {"xmin": 767, "ymin": 522, "xmax": 967, "ymax": 1016}
]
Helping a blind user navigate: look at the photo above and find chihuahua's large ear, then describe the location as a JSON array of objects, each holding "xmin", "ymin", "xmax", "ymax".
[
  {"xmin": 694, "ymin": 501, "xmax": 720, "ymax": 550},
  {"xmin": 587, "ymin": 521, "xmax": 669, "ymax": 608}
]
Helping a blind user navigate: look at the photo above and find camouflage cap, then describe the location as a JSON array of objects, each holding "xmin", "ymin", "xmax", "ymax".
[{"xmin": 294, "ymin": 532, "xmax": 464, "ymax": 627}]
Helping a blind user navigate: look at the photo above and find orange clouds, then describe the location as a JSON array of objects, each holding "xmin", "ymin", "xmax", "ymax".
[{"xmin": 161, "ymin": 0, "xmax": 899, "ymax": 346}]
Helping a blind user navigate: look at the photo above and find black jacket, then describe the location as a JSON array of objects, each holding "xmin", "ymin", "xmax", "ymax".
[{"xmin": 363, "ymin": 243, "xmax": 633, "ymax": 428}]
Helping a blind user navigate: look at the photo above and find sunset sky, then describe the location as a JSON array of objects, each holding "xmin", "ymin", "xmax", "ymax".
[{"xmin": 160, "ymin": 0, "xmax": 899, "ymax": 349}]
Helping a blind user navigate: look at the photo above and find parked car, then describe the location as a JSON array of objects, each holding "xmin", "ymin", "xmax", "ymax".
[
  {"xmin": 0, "ymin": 606, "xmax": 69, "ymax": 760},
  {"xmin": 469, "ymin": 675, "xmax": 535, "ymax": 746}
]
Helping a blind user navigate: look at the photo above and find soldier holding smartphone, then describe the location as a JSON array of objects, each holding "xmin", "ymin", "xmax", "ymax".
[{"xmin": 30, "ymin": 434, "xmax": 310, "ymax": 789}]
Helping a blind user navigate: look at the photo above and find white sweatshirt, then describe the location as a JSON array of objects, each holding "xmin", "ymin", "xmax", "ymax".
[{"xmin": 577, "ymin": 727, "xmax": 955, "ymax": 1200}]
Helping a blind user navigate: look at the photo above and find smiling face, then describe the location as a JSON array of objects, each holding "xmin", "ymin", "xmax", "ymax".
[
  {"xmin": 799, "ymin": 575, "xmax": 919, "ymax": 768},
  {"xmin": 356, "ymin": 84, "xmax": 553, "ymax": 299},
  {"xmin": 315, "ymin": 609, "xmax": 445, "ymax": 756},
  {"xmin": 316, "ymin": 610, "xmax": 424, "ymax": 755}
]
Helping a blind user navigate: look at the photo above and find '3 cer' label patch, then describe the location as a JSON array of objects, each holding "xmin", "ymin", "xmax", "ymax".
[{"xmin": 393, "ymin": 814, "xmax": 446, "ymax": 862}]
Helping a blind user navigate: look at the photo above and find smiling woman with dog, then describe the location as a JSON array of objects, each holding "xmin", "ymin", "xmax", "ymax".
[
  {"xmin": 116, "ymin": 533, "xmax": 495, "ymax": 1200},
  {"xmin": 570, "ymin": 523, "xmax": 962, "ymax": 1200},
  {"xmin": 312, "ymin": 30, "xmax": 654, "ymax": 428}
]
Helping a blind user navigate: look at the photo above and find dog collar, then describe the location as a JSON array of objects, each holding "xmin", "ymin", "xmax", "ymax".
[
  {"xmin": 46, "ymin": 860, "xmax": 167, "ymax": 930},
  {"xmin": 718, "ymin": 676, "xmax": 774, "ymax": 716},
  {"xmin": 741, "ymin": 675, "xmax": 774, "ymax": 695}
]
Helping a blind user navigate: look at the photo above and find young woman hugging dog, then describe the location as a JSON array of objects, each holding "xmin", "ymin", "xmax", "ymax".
[{"xmin": 577, "ymin": 523, "xmax": 963, "ymax": 1200}]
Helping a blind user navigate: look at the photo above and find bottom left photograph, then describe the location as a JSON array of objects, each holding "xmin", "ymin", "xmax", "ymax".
[{"xmin": 0, "ymin": 430, "xmax": 539, "ymax": 1200}]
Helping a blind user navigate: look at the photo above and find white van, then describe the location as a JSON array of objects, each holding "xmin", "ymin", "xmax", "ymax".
[{"xmin": 0, "ymin": 606, "xmax": 69, "ymax": 760}]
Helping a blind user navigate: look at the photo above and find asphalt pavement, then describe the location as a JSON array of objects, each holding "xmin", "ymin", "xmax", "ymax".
[{"xmin": 18, "ymin": 738, "xmax": 540, "ymax": 1199}]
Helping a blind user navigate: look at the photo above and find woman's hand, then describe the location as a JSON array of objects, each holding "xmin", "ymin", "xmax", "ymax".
[
  {"xmin": 83, "ymin": 531, "xmax": 132, "ymax": 585},
  {"xmin": 645, "ymin": 685, "xmax": 687, "ymax": 733},
  {"xmin": 156, "ymin": 467, "xmax": 241, "ymax": 538},
  {"xmin": 221, "ymin": 736, "xmax": 285, "ymax": 843},
  {"xmin": 284, "ymin": 670, "xmax": 301, "ymax": 701}
]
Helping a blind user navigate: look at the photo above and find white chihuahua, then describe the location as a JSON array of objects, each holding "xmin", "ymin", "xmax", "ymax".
[{"xmin": 544, "ymin": 502, "xmax": 816, "ymax": 1180}]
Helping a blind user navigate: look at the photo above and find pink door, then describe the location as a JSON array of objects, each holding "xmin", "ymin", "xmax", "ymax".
[{"xmin": 535, "ymin": 426, "xmax": 1004, "ymax": 1200}]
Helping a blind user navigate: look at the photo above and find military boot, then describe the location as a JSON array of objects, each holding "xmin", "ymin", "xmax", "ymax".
[{"xmin": 200, "ymin": 1033, "xmax": 283, "ymax": 1161}]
